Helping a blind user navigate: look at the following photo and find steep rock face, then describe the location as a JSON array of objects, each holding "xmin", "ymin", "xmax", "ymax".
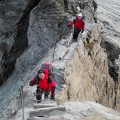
[
  {"xmin": 96, "ymin": 0, "xmax": 120, "ymax": 110},
  {"xmin": 27, "ymin": 0, "xmax": 69, "ymax": 58},
  {"xmin": 1, "ymin": 0, "xmax": 120, "ymax": 119},
  {"xmin": 0, "ymin": 0, "xmax": 40, "ymax": 85},
  {"xmin": 0, "ymin": 24, "xmax": 119, "ymax": 120},
  {"xmin": 0, "ymin": 0, "xmax": 29, "ymax": 34},
  {"xmin": 58, "ymin": 24, "xmax": 116, "ymax": 109},
  {"xmin": 118, "ymin": 58, "xmax": 120, "ymax": 109},
  {"xmin": 0, "ymin": 0, "xmax": 70, "ymax": 85},
  {"xmin": 67, "ymin": 0, "xmax": 97, "ymax": 22},
  {"xmin": 0, "ymin": 0, "xmax": 70, "ymax": 118}
]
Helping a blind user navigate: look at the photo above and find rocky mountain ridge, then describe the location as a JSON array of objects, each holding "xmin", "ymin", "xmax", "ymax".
[{"xmin": 0, "ymin": 0, "xmax": 120, "ymax": 120}]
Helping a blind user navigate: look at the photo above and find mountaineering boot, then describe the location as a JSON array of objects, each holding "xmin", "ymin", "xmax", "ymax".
[
  {"xmin": 44, "ymin": 95, "xmax": 48, "ymax": 99},
  {"xmin": 73, "ymin": 38, "xmax": 77, "ymax": 42},
  {"xmin": 36, "ymin": 87, "xmax": 42, "ymax": 103},
  {"xmin": 50, "ymin": 86, "xmax": 55, "ymax": 100},
  {"xmin": 50, "ymin": 95, "xmax": 55, "ymax": 100},
  {"xmin": 44, "ymin": 89, "xmax": 50, "ymax": 99},
  {"xmin": 37, "ymin": 100, "xmax": 42, "ymax": 103}
]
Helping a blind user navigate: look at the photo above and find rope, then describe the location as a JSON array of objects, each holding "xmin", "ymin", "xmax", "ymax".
[{"xmin": 52, "ymin": 28, "xmax": 67, "ymax": 63}]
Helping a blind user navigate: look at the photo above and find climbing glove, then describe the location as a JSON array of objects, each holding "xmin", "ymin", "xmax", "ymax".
[{"xmin": 29, "ymin": 78, "xmax": 35, "ymax": 86}]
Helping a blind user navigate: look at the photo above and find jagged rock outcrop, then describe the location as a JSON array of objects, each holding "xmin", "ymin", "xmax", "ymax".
[
  {"xmin": 57, "ymin": 24, "xmax": 117, "ymax": 109},
  {"xmin": 96, "ymin": 0, "xmax": 120, "ymax": 110}
]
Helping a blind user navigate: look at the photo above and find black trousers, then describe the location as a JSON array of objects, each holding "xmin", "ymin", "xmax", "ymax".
[
  {"xmin": 36, "ymin": 86, "xmax": 55, "ymax": 101},
  {"xmin": 73, "ymin": 28, "xmax": 81, "ymax": 41},
  {"xmin": 36, "ymin": 87, "xmax": 50, "ymax": 102},
  {"xmin": 51, "ymin": 86, "xmax": 55, "ymax": 99}
]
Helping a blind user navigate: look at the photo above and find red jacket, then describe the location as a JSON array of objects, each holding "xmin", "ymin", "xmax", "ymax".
[
  {"xmin": 30, "ymin": 69, "xmax": 55, "ymax": 91},
  {"xmin": 68, "ymin": 17, "xmax": 85, "ymax": 30},
  {"xmin": 38, "ymin": 69, "xmax": 48, "ymax": 90},
  {"xmin": 48, "ymin": 79, "xmax": 56, "ymax": 90}
]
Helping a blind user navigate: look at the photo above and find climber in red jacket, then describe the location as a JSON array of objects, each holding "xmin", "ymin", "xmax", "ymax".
[
  {"xmin": 68, "ymin": 13, "xmax": 85, "ymax": 42},
  {"xmin": 29, "ymin": 62, "xmax": 56, "ymax": 102}
]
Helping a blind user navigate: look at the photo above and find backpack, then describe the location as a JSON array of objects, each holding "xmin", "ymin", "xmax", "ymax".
[{"xmin": 40, "ymin": 62, "xmax": 53, "ymax": 75}]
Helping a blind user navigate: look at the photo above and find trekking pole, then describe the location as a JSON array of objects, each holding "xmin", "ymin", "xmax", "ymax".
[{"xmin": 20, "ymin": 85, "xmax": 24, "ymax": 120}]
